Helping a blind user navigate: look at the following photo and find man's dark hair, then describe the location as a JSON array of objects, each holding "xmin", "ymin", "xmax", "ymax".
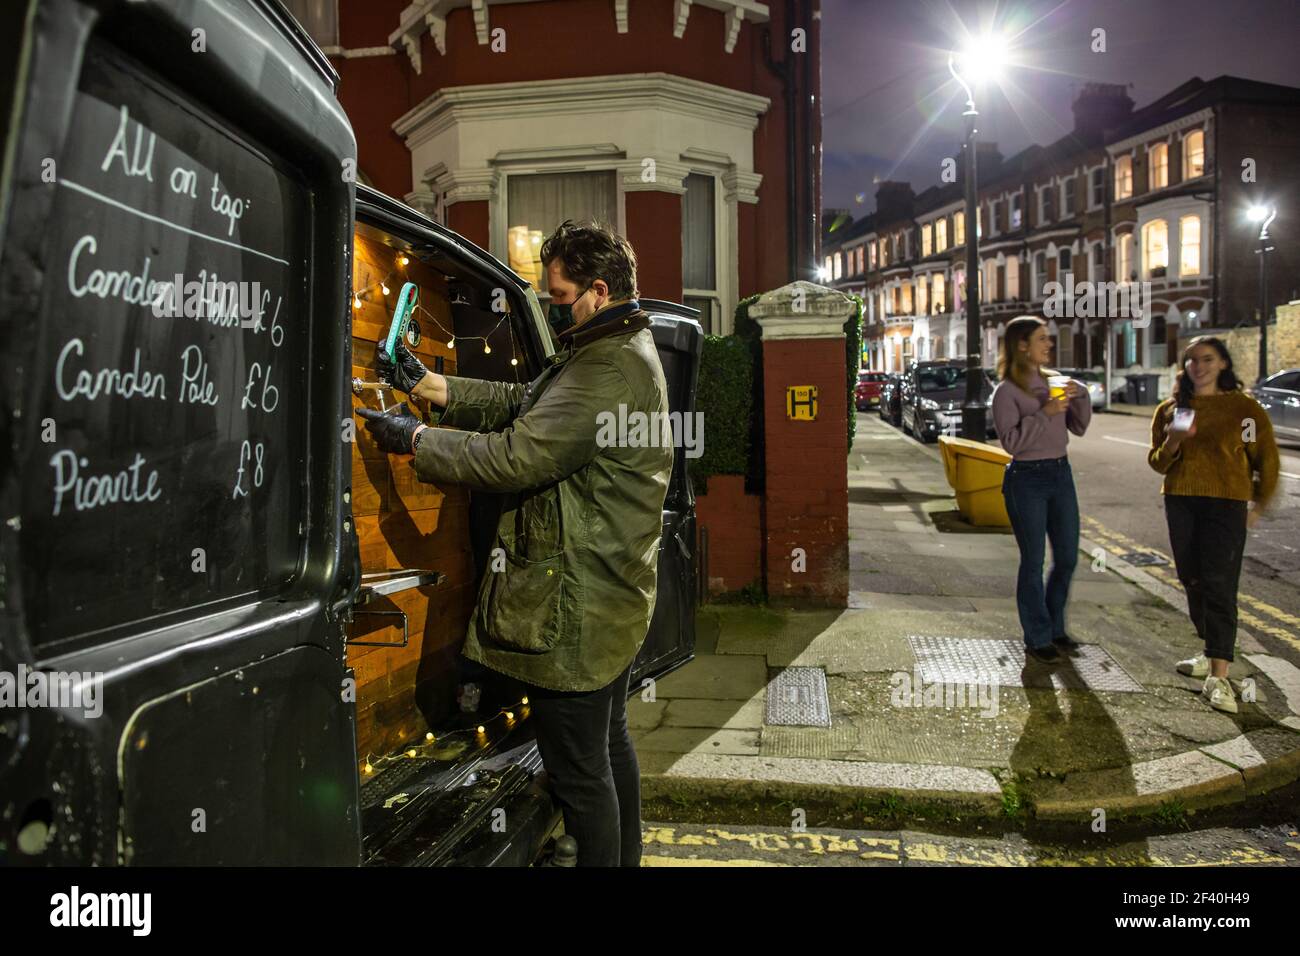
[{"xmin": 540, "ymin": 220, "xmax": 639, "ymax": 300}]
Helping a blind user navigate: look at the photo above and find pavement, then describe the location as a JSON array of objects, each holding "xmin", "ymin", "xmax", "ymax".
[{"xmin": 631, "ymin": 412, "xmax": 1300, "ymax": 836}]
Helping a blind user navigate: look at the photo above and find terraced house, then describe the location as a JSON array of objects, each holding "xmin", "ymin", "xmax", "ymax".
[{"xmin": 827, "ymin": 76, "xmax": 1300, "ymax": 393}]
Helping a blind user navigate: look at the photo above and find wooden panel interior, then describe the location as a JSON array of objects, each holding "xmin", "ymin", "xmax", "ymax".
[{"xmin": 348, "ymin": 230, "xmax": 476, "ymax": 768}]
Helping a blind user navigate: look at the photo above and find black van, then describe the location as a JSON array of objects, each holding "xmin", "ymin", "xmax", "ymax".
[{"xmin": 0, "ymin": 0, "xmax": 700, "ymax": 866}]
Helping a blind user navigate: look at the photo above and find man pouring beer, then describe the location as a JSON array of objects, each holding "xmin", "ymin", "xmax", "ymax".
[{"xmin": 356, "ymin": 221, "xmax": 671, "ymax": 868}]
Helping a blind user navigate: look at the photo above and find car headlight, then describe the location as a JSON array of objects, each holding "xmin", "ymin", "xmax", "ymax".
[{"xmin": 919, "ymin": 398, "xmax": 939, "ymax": 411}]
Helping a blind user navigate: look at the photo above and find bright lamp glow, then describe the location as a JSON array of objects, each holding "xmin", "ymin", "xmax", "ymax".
[
  {"xmin": 955, "ymin": 33, "xmax": 1009, "ymax": 86},
  {"xmin": 1247, "ymin": 204, "xmax": 1271, "ymax": 222},
  {"xmin": 817, "ymin": 265, "xmax": 832, "ymax": 282}
]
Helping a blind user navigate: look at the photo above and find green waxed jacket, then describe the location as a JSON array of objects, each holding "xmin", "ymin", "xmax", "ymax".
[{"xmin": 412, "ymin": 304, "xmax": 673, "ymax": 691}]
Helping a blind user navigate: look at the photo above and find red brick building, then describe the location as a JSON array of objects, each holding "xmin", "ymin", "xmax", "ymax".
[{"xmin": 284, "ymin": 0, "xmax": 824, "ymax": 334}]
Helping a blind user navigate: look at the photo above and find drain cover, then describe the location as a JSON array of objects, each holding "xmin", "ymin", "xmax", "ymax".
[
  {"xmin": 907, "ymin": 635, "xmax": 1144, "ymax": 693},
  {"xmin": 765, "ymin": 666, "xmax": 831, "ymax": 727},
  {"xmin": 1119, "ymin": 551, "xmax": 1168, "ymax": 567}
]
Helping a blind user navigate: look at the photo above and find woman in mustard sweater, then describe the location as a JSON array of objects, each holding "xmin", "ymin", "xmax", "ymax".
[{"xmin": 1148, "ymin": 336, "xmax": 1280, "ymax": 714}]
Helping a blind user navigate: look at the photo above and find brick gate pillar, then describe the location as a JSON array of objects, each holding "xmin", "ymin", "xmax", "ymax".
[{"xmin": 751, "ymin": 281, "xmax": 854, "ymax": 607}]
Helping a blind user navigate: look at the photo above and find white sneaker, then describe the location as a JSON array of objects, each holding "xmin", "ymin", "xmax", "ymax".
[
  {"xmin": 1201, "ymin": 676, "xmax": 1238, "ymax": 714},
  {"xmin": 1177, "ymin": 653, "xmax": 1209, "ymax": 678}
]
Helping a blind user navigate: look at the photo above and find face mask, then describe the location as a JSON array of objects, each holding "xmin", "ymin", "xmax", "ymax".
[{"xmin": 547, "ymin": 286, "xmax": 591, "ymax": 335}]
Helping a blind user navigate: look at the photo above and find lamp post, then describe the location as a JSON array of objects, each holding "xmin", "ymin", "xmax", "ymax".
[
  {"xmin": 1248, "ymin": 204, "xmax": 1276, "ymax": 383},
  {"xmin": 948, "ymin": 36, "xmax": 1005, "ymax": 440}
]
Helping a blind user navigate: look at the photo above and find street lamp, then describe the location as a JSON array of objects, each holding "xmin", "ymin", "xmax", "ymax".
[
  {"xmin": 1248, "ymin": 203, "xmax": 1277, "ymax": 383},
  {"xmin": 948, "ymin": 34, "xmax": 1007, "ymax": 440}
]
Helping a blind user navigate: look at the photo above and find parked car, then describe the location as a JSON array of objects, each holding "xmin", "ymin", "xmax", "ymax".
[
  {"xmin": 900, "ymin": 361, "xmax": 997, "ymax": 443},
  {"xmin": 1056, "ymin": 368, "xmax": 1108, "ymax": 410},
  {"xmin": 856, "ymin": 370, "xmax": 889, "ymax": 411},
  {"xmin": 879, "ymin": 373, "xmax": 904, "ymax": 425},
  {"xmin": 1252, "ymin": 369, "xmax": 1300, "ymax": 441}
]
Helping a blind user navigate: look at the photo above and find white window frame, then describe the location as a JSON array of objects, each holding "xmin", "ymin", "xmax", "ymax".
[
  {"xmin": 1088, "ymin": 166, "xmax": 1105, "ymax": 210},
  {"xmin": 1141, "ymin": 219, "xmax": 1169, "ymax": 277},
  {"xmin": 679, "ymin": 168, "xmax": 725, "ymax": 333},
  {"xmin": 1179, "ymin": 215, "xmax": 1201, "ymax": 277},
  {"xmin": 1116, "ymin": 231, "xmax": 1133, "ymax": 282},
  {"xmin": 1149, "ymin": 142, "xmax": 1170, "ymax": 191},
  {"xmin": 1114, "ymin": 155, "xmax": 1133, "ymax": 200},
  {"xmin": 1182, "ymin": 129, "xmax": 1206, "ymax": 180}
]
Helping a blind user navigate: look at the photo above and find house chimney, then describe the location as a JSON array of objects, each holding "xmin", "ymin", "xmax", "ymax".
[
  {"xmin": 1072, "ymin": 82, "xmax": 1134, "ymax": 136},
  {"xmin": 874, "ymin": 181, "xmax": 915, "ymax": 222}
]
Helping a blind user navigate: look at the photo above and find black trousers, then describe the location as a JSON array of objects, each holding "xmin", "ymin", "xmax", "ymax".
[
  {"xmin": 1164, "ymin": 494, "xmax": 1247, "ymax": 662},
  {"xmin": 525, "ymin": 662, "xmax": 641, "ymax": 867}
]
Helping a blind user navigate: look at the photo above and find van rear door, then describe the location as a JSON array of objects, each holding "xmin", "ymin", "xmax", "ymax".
[{"xmin": 0, "ymin": 0, "xmax": 359, "ymax": 864}]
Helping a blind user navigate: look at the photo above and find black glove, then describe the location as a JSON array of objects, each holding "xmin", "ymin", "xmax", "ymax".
[
  {"xmin": 376, "ymin": 337, "xmax": 430, "ymax": 395},
  {"xmin": 356, "ymin": 403, "xmax": 423, "ymax": 455}
]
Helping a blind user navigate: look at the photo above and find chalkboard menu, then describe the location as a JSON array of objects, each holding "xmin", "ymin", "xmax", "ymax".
[{"xmin": 21, "ymin": 41, "xmax": 309, "ymax": 647}]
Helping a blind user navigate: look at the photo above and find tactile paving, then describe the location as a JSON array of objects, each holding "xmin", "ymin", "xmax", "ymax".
[{"xmin": 906, "ymin": 635, "xmax": 1144, "ymax": 693}]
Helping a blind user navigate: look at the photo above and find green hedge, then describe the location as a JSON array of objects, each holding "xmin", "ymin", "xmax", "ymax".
[
  {"xmin": 844, "ymin": 293, "xmax": 864, "ymax": 455},
  {"xmin": 688, "ymin": 290, "xmax": 862, "ymax": 494}
]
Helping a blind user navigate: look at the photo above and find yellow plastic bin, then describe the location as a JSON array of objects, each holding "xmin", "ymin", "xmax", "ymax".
[{"xmin": 937, "ymin": 436, "xmax": 1012, "ymax": 527}]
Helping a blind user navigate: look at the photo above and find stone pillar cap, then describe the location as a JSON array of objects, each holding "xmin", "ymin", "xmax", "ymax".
[{"xmin": 750, "ymin": 281, "xmax": 856, "ymax": 340}]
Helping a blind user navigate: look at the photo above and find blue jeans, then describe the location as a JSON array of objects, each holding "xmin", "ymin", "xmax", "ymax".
[{"xmin": 1002, "ymin": 457, "xmax": 1080, "ymax": 648}]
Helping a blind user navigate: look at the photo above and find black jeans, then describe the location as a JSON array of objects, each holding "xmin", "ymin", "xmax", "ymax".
[
  {"xmin": 525, "ymin": 661, "xmax": 641, "ymax": 867},
  {"xmin": 1164, "ymin": 494, "xmax": 1247, "ymax": 662}
]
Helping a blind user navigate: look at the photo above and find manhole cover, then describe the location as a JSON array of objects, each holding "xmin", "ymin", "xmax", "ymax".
[
  {"xmin": 1119, "ymin": 550, "xmax": 1168, "ymax": 567},
  {"xmin": 907, "ymin": 636, "xmax": 1144, "ymax": 693},
  {"xmin": 765, "ymin": 666, "xmax": 831, "ymax": 727}
]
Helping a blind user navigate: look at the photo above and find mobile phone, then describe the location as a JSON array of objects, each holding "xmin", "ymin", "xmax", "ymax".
[{"xmin": 1171, "ymin": 408, "xmax": 1195, "ymax": 432}]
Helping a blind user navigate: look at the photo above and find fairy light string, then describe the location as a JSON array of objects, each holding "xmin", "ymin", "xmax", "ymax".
[
  {"xmin": 361, "ymin": 696, "xmax": 530, "ymax": 775},
  {"xmin": 351, "ymin": 253, "xmax": 522, "ymax": 369}
]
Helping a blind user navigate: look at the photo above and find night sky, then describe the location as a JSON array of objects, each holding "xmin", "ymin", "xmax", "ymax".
[{"xmin": 822, "ymin": 0, "xmax": 1300, "ymax": 215}]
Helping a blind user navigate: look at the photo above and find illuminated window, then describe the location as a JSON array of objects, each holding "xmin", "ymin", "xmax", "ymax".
[
  {"xmin": 1117, "ymin": 232, "xmax": 1133, "ymax": 281},
  {"xmin": 935, "ymin": 218, "xmax": 948, "ymax": 251},
  {"xmin": 834, "ymin": 252, "xmax": 842, "ymax": 279},
  {"xmin": 953, "ymin": 211, "xmax": 965, "ymax": 246},
  {"xmin": 1183, "ymin": 130, "xmax": 1205, "ymax": 179},
  {"xmin": 1006, "ymin": 257, "xmax": 1020, "ymax": 299},
  {"xmin": 1114, "ymin": 156, "xmax": 1133, "ymax": 200},
  {"xmin": 507, "ymin": 170, "xmax": 617, "ymax": 291},
  {"xmin": 922, "ymin": 223, "xmax": 933, "ymax": 257},
  {"xmin": 869, "ymin": 243, "xmax": 877, "ymax": 269},
  {"xmin": 1142, "ymin": 220, "xmax": 1168, "ymax": 276},
  {"xmin": 879, "ymin": 238, "xmax": 889, "ymax": 268},
  {"xmin": 857, "ymin": 246, "xmax": 865, "ymax": 274},
  {"xmin": 932, "ymin": 273, "xmax": 946, "ymax": 313},
  {"xmin": 1179, "ymin": 215, "xmax": 1201, "ymax": 276},
  {"xmin": 1149, "ymin": 143, "xmax": 1169, "ymax": 190},
  {"xmin": 916, "ymin": 275, "xmax": 929, "ymax": 315},
  {"xmin": 901, "ymin": 282, "xmax": 913, "ymax": 314}
]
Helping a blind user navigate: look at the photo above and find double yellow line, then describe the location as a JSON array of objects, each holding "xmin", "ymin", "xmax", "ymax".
[{"xmin": 1082, "ymin": 515, "xmax": 1300, "ymax": 654}]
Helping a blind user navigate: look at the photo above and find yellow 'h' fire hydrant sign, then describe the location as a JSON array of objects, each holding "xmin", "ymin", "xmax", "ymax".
[{"xmin": 787, "ymin": 385, "xmax": 818, "ymax": 420}]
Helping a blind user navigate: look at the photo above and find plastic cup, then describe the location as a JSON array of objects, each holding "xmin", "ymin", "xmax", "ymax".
[{"xmin": 1048, "ymin": 375, "xmax": 1069, "ymax": 400}]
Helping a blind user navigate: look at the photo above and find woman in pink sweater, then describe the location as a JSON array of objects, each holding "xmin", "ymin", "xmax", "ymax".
[{"xmin": 991, "ymin": 316, "xmax": 1093, "ymax": 664}]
